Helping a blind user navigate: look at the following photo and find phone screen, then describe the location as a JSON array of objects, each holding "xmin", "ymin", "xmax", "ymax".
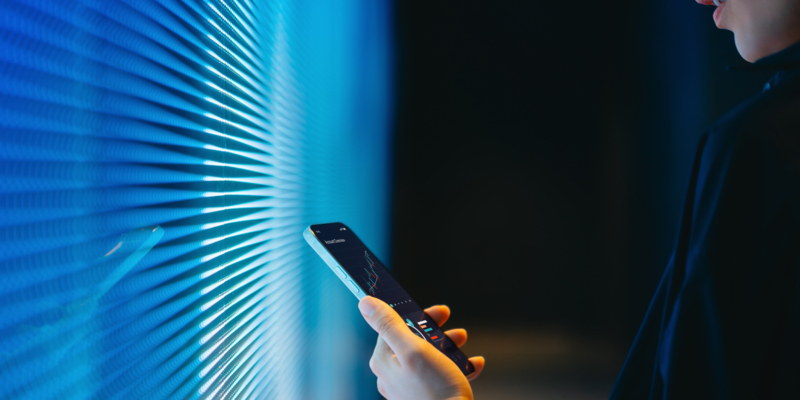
[{"xmin": 309, "ymin": 222, "xmax": 475, "ymax": 375}]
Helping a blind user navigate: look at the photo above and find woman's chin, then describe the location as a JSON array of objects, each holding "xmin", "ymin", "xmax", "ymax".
[
  {"xmin": 734, "ymin": 34, "xmax": 775, "ymax": 63},
  {"xmin": 733, "ymin": 36, "xmax": 756, "ymax": 62}
]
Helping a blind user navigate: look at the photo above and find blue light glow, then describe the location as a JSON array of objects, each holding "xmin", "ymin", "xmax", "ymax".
[{"xmin": 0, "ymin": 0, "xmax": 393, "ymax": 398}]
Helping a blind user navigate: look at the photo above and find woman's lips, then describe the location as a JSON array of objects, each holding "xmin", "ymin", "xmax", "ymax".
[
  {"xmin": 695, "ymin": 0, "xmax": 725, "ymax": 26},
  {"xmin": 713, "ymin": 0, "xmax": 726, "ymax": 27}
]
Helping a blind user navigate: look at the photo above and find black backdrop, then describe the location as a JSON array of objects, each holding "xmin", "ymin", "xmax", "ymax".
[{"xmin": 390, "ymin": 0, "xmax": 766, "ymax": 347}]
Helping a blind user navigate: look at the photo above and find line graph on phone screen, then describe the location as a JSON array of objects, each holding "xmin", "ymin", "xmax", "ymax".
[{"xmin": 357, "ymin": 251, "xmax": 408, "ymax": 305}]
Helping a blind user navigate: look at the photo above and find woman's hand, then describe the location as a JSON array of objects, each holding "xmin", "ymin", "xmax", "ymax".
[{"xmin": 358, "ymin": 297, "xmax": 485, "ymax": 400}]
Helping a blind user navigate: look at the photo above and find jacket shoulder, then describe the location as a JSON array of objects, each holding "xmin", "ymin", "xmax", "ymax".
[{"xmin": 704, "ymin": 76, "xmax": 800, "ymax": 179}]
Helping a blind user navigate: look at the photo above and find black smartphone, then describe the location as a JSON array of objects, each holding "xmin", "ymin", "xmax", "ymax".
[{"xmin": 303, "ymin": 222, "xmax": 475, "ymax": 375}]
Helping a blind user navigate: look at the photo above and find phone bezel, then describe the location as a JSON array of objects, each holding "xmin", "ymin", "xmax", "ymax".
[{"xmin": 303, "ymin": 223, "xmax": 367, "ymax": 300}]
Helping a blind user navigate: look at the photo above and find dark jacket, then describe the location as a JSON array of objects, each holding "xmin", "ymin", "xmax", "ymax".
[{"xmin": 611, "ymin": 42, "xmax": 800, "ymax": 399}]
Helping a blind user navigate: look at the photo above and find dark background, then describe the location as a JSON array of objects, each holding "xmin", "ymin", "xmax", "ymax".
[{"xmin": 390, "ymin": 1, "xmax": 768, "ymax": 397}]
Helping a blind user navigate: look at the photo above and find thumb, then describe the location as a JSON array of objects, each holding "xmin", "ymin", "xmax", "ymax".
[{"xmin": 359, "ymin": 296, "xmax": 420, "ymax": 355}]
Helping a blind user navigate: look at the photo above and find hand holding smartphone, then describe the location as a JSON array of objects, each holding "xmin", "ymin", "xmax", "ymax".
[{"xmin": 303, "ymin": 222, "xmax": 475, "ymax": 375}]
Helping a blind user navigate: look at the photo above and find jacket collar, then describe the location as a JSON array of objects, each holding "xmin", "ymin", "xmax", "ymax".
[
  {"xmin": 752, "ymin": 40, "xmax": 800, "ymax": 71},
  {"xmin": 727, "ymin": 40, "xmax": 800, "ymax": 91}
]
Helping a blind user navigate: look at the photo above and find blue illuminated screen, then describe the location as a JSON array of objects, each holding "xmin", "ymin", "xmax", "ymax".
[{"xmin": 0, "ymin": 0, "xmax": 393, "ymax": 398}]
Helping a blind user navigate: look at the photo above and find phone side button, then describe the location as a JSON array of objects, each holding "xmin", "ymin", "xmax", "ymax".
[
  {"xmin": 328, "ymin": 264, "xmax": 344, "ymax": 280},
  {"xmin": 345, "ymin": 280, "xmax": 364, "ymax": 297}
]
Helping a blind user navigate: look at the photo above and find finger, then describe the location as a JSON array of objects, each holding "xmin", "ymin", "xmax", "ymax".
[
  {"xmin": 373, "ymin": 334, "xmax": 395, "ymax": 362},
  {"xmin": 423, "ymin": 305, "xmax": 450, "ymax": 327},
  {"xmin": 359, "ymin": 296, "xmax": 421, "ymax": 355},
  {"xmin": 444, "ymin": 328, "xmax": 467, "ymax": 348},
  {"xmin": 377, "ymin": 378, "xmax": 388, "ymax": 399},
  {"xmin": 466, "ymin": 356, "xmax": 485, "ymax": 381}
]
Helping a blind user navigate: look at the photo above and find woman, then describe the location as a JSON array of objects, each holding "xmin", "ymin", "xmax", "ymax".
[{"xmin": 359, "ymin": 0, "xmax": 800, "ymax": 398}]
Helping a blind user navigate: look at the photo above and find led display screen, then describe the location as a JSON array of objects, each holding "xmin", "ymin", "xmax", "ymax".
[{"xmin": 0, "ymin": 0, "xmax": 393, "ymax": 398}]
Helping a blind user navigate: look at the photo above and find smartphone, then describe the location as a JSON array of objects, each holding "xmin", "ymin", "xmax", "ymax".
[{"xmin": 304, "ymin": 222, "xmax": 475, "ymax": 375}]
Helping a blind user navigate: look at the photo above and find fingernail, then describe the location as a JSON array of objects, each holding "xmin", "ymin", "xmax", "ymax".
[{"xmin": 359, "ymin": 296, "xmax": 379, "ymax": 318}]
